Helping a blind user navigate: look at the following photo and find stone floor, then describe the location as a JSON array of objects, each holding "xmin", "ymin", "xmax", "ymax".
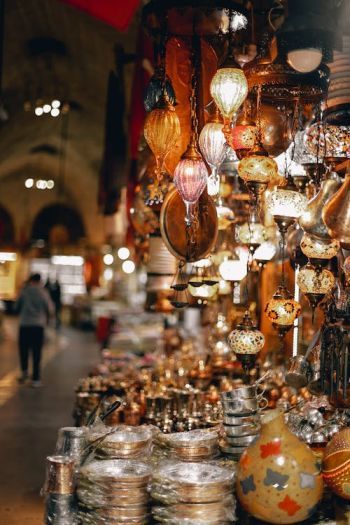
[{"xmin": 0, "ymin": 316, "xmax": 98, "ymax": 524}]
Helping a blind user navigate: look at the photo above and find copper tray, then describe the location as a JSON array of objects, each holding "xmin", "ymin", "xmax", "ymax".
[{"xmin": 160, "ymin": 188, "xmax": 218, "ymax": 262}]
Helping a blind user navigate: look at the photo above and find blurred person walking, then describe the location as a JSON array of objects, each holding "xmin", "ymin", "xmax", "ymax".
[
  {"xmin": 45, "ymin": 278, "xmax": 62, "ymax": 329},
  {"xmin": 16, "ymin": 273, "xmax": 54, "ymax": 387}
]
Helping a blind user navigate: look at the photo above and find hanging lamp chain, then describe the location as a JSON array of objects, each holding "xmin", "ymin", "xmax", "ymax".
[{"xmin": 190, "ymin": 29, "xmax": 200, "ymax": 147}]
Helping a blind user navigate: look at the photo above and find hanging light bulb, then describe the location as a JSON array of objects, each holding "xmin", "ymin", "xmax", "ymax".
[
  {"xmin": 144, "ymin": 93, "xmax": 181, "ymax": 182},
  {"xmin": 297, "ymin": 263, "xmax": 335, "ymax": 315},
  {"xmin": 266, "ymin": 175, "xmax": 307, "ymax": 234},
  {"xmin": 265, "ymin": 285, "xmax": 301, "ymax": 336},
  {"xmin": 199, "ymin": 113, "xmax": 227, "ymax": 196},
  {"xmin": 299, "ymin": 171, "xmax": 342, "ymax": 240},
  {"xmin": 228, "ymin": 311, "xmax": 265, "ymax": 370},
  {"xmin": 219, "ymin": 248, "xmax": 248, "ymax": 282},
  {"xmin": 300, "ymin": 233, "xmax": 340, "ymax": 267},
  {"xmin": 323, "ymin": 169, "xmax": 350, "ymax": 249}
]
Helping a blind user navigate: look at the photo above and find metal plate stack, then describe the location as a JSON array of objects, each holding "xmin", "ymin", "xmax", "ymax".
[
  {"xmin": 77, "ymin": 459, "xmax": 151, "ymax": 525},
  {"xmin": 219, "ymin": 387, "xmax": 263, "ymax": 460},
  {"xmin": 88, "ymin": 425, "xmax": 153, "ymax": 460},
  {"xmin": 158, "ymin": 429, "xmax": 219, "ymax": 461},
  {"xmin": 151, "ymin": 461, "xmax": 236, "ymax": 524}
]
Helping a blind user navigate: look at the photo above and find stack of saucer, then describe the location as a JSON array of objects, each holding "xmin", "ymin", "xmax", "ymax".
[
  {"xmin": 158, "ymin": 429, "xmax": 219, "ymax": 461},
  {"xmin": 77, "ymin": 459, "xmax": 151, "ymax": 525},
  {"xmin": 151, "ymin": 461, "xmax": 236, "ymax": 524},
  {"xmin": 220, "ymin": 386, "xmax": 265, "ymax": 459},
  {"xmin": 88, "ymin": 425, "xmax": 153, "ymax": 460}
]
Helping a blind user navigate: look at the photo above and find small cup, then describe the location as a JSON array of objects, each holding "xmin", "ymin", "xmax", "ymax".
[{"xmin": 43, "ymin": 455, "xmax": 75, "ymax": 495}]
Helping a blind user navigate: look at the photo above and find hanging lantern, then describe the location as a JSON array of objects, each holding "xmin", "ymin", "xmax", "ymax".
[
  {"xmin": 323, "ymin": 170, "xmax": 350, "ymax": 249},
  {"xmin": 144, "ymin": 94, "xmax": 181, "ymax": 181},
  {"xmin": 228, "ymin": 311, "xmax": 265, "ymax": 370},
  {"xmin": 300, "ymin": 233, "xmax": 340, "ymax": 266},
  {"xmin": 238, "ymin": 142, "xmax": 278, "ymax": 198},
  {"xmin": 297, "ymin": 263, "xmax": 335, "ymax": 313},
  {"xmin": 299, "ymin": 171, "xmax": 342, "ymax": 240},
  {"xmin": 173, "ymin": 143, "xmax": 208, "ymax": 225},
  {"xmin": 236, "ymin": 209, "xmax": 266, "ymax": 250},
  {"xmin": 229, "ymin": 115, "xmax": 257, "ymax": 158},
  {"xmin": 210, "ymin": 65, "xmax": 248, "ymax": 134},
  {"xmin": 265, "ymin": 285, "xmax": 301, "ymax": 336},
  {"xmin": 266, "ymin": 176, "xmax": 307, "ymax": 234},
  {"xmin": 199, "ymin": 117, "xmax": 227, "ymax": 196},
  {"xmin": 305, "ymin": 123, "xmax": 350, "ymax": 160},
  {"xmin": 219, "ymin": 249, "xmax": 248, "ymax": 282}
]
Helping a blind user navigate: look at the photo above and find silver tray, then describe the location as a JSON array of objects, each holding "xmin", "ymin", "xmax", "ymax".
[
  {"xmin": 154, "ymin": 461, "xmax": 234, "ymax": 486},
  {"xmin": 79, "ymin": 459, "xmax": 152, "ymax": 484}
]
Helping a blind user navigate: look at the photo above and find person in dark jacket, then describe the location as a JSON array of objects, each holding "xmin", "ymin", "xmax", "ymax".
[{"xmin": 16, "ymin": 273, "xmax": 54, "ymax": 387}]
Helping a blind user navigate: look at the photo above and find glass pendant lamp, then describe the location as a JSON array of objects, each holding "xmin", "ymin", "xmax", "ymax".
[
  {"xmin": 228, "ymin": 311, "xmax": 265, "ymax": 370},
  {"xmin": 265, "ymin": 285, "xmax": 301, "ymax": 337},
  {"xmin": 238, "ymin": 141, "xmax": 278, "ymax": 197},
  {"xmin": 300, "ymin": 233, "xmax": 340, "ymax": 268},
  {"xmin": 297, "ymin": 263, "xmax": 335, "ymax": 314},
  {"xmin": 236, "ymin": 209, "xmax": 266, "ymax": 251},
  {"xmin": 210, "ymin": 9, "xmax": 248, "ymax": 135},
  {"xmin": 144, "ymin": 93, "xmax": 180, "ymax": 182},
  {"xmin": 266, "ymin": 174, "xmax": 307, "ymax": 234},
  {"xmin": 230, "ymin": 114, "xmax": 257, "ymax": 158},
  {"xmin": 199, "ymin": 111, "xmax": 227, "ymax": 196}
]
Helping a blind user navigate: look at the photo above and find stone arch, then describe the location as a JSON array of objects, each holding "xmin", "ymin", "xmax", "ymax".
[{"xmin": 31, "ymin": 203, "xmax": 85, "ymax": 245}]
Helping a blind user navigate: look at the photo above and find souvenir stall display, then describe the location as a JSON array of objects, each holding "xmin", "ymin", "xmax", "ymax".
[{"xmin": 43, "ymin": 0, "xmax": 350, "ymax": 523}]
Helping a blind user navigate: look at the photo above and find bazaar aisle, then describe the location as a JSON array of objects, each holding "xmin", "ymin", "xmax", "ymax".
[{"xmin": 0, "ymin": 317, "xmax": 98, "ymax": 525}]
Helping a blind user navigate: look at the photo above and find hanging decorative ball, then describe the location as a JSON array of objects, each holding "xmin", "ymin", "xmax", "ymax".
[
  {"xmin": 173, "ymin": 143, "xmax": 208, "ymax": 225},
  {"xmin": 297, "ymin": 263, "xmax": 335, "ymax": 311},
  {"xmin": 228, "ymin": 311, "xmax": 264, "ymax": 369},
  {"xmin": 300, "ymin": 234, "xmax": 340, "ymax": 261},
  {"xmin": 265, "ymin": 285, "xmax": 301, "ymax": 335},
  {"xmin": 238, "ymin": 142, "xmax": 278, "ymax": 196},
  {"xmin": 199, "ymin": 120, "xmax": 227, "ymax": 196},
  {"xmin": 323, "ymin": 170, "xmax": 350, "ymax": 249},
  {"xmin": 144, "ymin": 94, "xmax": 181, "ymax": 179},
  {"xmin": 210, "ymin": 66, "xmax": 248, "ymax": 132},
  {"xmin": 323, "ymin": 428, "xmax": 350, "ymax": 499}
]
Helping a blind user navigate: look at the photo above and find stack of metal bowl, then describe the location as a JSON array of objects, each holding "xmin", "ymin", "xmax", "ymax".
[
  {"xmin": 151, "ymin": 461, "xmax": 236, "ymax": 524},
  {"xmin": 159, "ymin": 429, "xmax": 219, "ymax": 461},
  {"xmin": 88, "ymin": 425, "xmax": 153, "ymax": 460},
  {"xmin": 77, "ymin": 459, "xmax": 151, "ymax": 525},
  {"xmin": 220, "ymin": 385, "xmax": 266, "ymax": 459}
]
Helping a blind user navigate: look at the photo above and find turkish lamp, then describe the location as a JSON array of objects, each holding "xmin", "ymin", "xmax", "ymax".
[
  {"xmin": 287, "ymin": 48, "xmax": 322, "ymax": 73},
  {"xmin": 219, "ymin": 257, "xmax": 248, "ymax": 283},
  {"xmin": 323, "ymin": 170, "xmax": 350, "ymax": 249},
  {"xmin": 265, "ymin": 285, "xmax": 301, "ymax": 337},
  {"xmin": 173, "ymin": 139, "xmax": 208, "ymax": 225},
  {"xmin": 266, "ymin": 176, "xmax": 307, "ymax": 234},
  {"xmin": 297, "ymin": 263, "xmax": 335, "ymax": 316},
  {"xmin": 144, "ymin": 93, "xmax": 180, "ymax": 182},
  {"xmin": 238, "ymin": 141, "xmax": 278, "ymax": 199},
  {"xmin": 228, "ymin": 311, "xmax": 265, "ymax": 370},
  {"xmin": 199, "ymin": 116, "xmax": 227, "ymax": 197},
  {"xmin": 228, "ymin": 114, "xmax": 257, "ymax": 159},
  {"xmin": 300, "ymin": 233, "xmax": 340, "ymax": 268},
  {"xmin": 210, "ymin": 56, "xmax": 248, "ymax": 136}
]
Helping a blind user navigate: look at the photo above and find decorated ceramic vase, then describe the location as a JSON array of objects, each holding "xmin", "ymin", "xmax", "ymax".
[
  {"xmin": 236, "ymin": 409, "xmax": 323, "ymax": 524},
  {"xmin": 323, "ymin": 428, "xmax": 350, "ymax": 499}
]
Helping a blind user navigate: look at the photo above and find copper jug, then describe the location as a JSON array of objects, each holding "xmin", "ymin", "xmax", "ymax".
[
  {"xmin": 323, "ymin": 171, "xmax": 350, "ymax": 249},
  {"xmin": 299, "ymin": 171, "xmax": 342, "ymax": 240}
]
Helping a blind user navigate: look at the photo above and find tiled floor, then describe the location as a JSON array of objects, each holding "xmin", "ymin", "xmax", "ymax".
[{"xmin": 0, "ymin": 317, "xmax": 97, "ymax": 524}]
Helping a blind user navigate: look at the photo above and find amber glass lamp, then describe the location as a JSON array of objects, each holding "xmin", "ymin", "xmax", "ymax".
[
  {"xmin": 144, "ymin": 93, "xmax": 180, "ymax": 181},
  {"xmin": 297, "ymin": 263, "xmax": 335, "ymax": 314},
  {"xmin": 266, "ymin": 175, "xmax": 307, "ymax": 234},
  {"xmin": 300, "ymin": 233, "xmax": 340, "ymax": 268},
  {"xmin": 238, "ymin": 141, "xmax": 278, "ymax": 198},
  {"xmin": 228, "ymin": 311, "xmax": 265, "ymax": 370},
  {"xmin": 228, "ymin": 114, "xmax": 257, "ymax": 159},
  {"xmin": 265, "ymin": 285, "xmax": 301, "ymax": 337}
]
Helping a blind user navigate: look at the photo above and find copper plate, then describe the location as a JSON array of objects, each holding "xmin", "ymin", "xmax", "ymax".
[{"xmin": 160, "ymin": 188, "xmax": 218, "ymax": 262}]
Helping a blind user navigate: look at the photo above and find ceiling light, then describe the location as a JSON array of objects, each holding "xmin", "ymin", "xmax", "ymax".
[
  {"xmin": 118, "ymin": 247, "xmax": 130, "ymax": 260},
  {"xmin": 103, "ymin": 254, "xmax": 114, "ymax": 266},
  {"xmin": 43, "ymin": 104, "xmax": 51, "ymax": 113},
  {"xmin": 122, "ymin": 260, "xmax": 135, "ymax": 274},
  {"xmin": 51, "ymin": 99, "xmax": 61, "ymax": 109},
  {"xmin": 287, "ymin": 48, "xmax": 323, "ymax": 73},
  {"xmin": 35, "ymin": 107, "xmax": 43, "ymax": 116},
  {"xmin": 51, "ymin": 108, "xmax": 60, "ymax": 117},
  {"xmin": 25, "ymin": 178, "xmax": 34, "ymax": 188}
]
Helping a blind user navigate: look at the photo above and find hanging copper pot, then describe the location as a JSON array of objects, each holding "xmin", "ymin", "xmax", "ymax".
[
  {"xmin": 299, "ymin": 171, "xmax": 342, "ymax": 240},
  {"xmin": 323, "ymin": 170, "xmax": 350, "ymax": 249}
]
